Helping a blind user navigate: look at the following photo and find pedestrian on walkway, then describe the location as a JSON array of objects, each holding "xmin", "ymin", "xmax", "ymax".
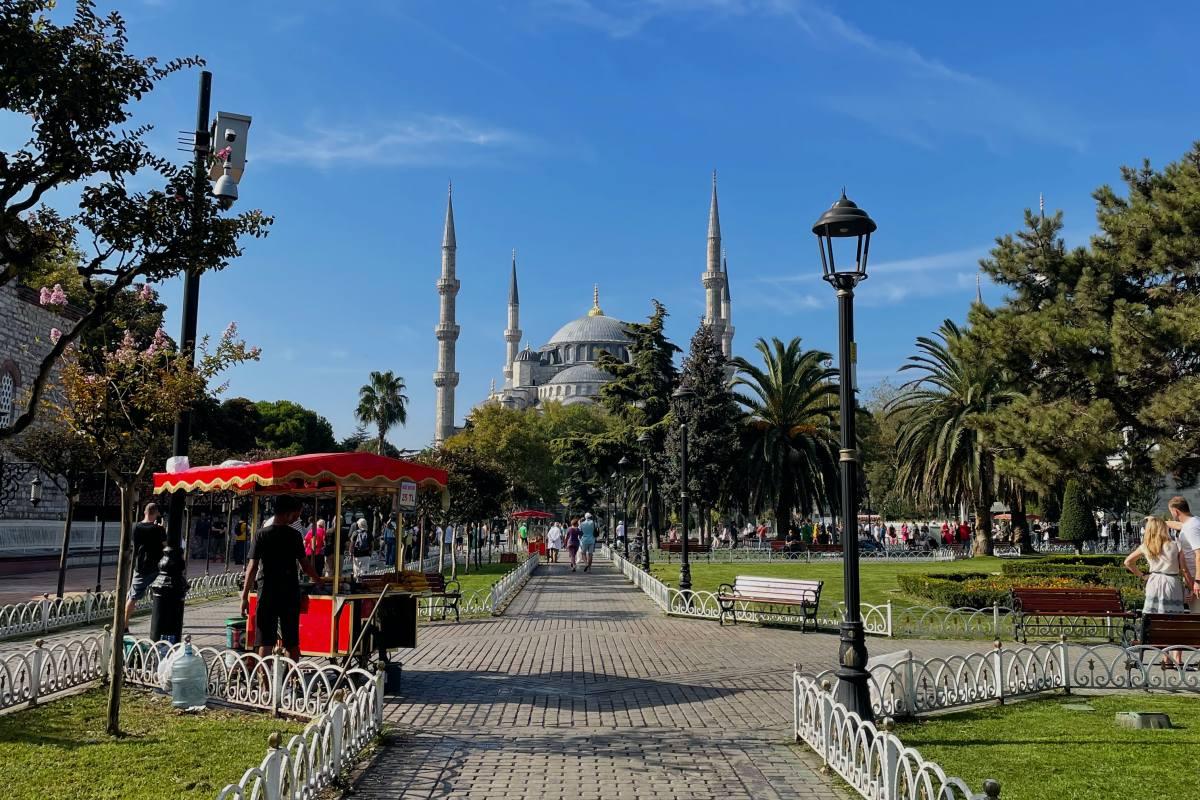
[
  {"xmin": 565, "ymin": 518, "xmax": 582, "ymax": 572},
  {"xmin": 547, "ymin": 520, "xmax": 564, "ymax": 563},
  {"xmin": 304, "ymin": 519, "xmax": 326, "ymax": 577},
  {"xmin": 124, "ymin": 502, "xmax": 165, "ymax": 631},
  {"xmin": 579, "ymin": 512, "xmax": 598, "ymax": 571}
]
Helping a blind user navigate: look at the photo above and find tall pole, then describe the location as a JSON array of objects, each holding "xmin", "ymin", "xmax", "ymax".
[
  {"xmin": 151, "ymin": 69, "xmax": 211, "ymax": 644},
  {"xmin": 622, "ymin": 477, "xmax": 630, "ymax": 560},
  {"xmin": 832, "ymin": 276, "xmax": 871, "ymax": 721},
  {"xmin": 639, "ymin": 446, "xmax": 652, "ymax": 573},
  {"xmin": 678, "ymin": 423, "xmax": 692, "ymax": 593}
]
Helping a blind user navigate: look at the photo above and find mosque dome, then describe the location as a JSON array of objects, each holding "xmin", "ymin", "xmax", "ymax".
[
  {"xmin": 515, "ymin": 346, "xmax": 539, "ymax": 362},
  {"xmin": 547, "ymin": 364, "xmax": 611, "ymax": 385},
  {"xmin": 548, "ymin": 313, "xmax": 629, "ymax": 346}
]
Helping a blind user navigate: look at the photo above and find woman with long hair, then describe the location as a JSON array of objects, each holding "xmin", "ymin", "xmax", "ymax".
[{"xmin": 1126, "ymin": 516, "xmax": 1188, "ymax": 668}]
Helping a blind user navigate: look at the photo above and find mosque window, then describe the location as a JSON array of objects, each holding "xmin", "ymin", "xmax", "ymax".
[{"xmin": 0, "ymin": 372, "xmax": 13, "ymax": 428}]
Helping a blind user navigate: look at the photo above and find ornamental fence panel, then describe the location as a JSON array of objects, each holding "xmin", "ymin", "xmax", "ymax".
[
  {"xmin": 489, "ymin": 553, "xmax": 539, "ymax": 613},
  {"xmin": 0, "ymin": 634, "xmax": 108, "ymax": 712},
  {"xmin": 810, "ymin": 641, "xmax": 1200, "ymax": 720},
  {"xmin": 667, "ymin": 546, "xmax": 968, "ymax": 564},
  {"xmin": 0, "ymin": 571, "xmax": 242, "ymax": 642},
  {"xmin": 793, "ymin": 671, "xmax": 999, "ymax": 800}
]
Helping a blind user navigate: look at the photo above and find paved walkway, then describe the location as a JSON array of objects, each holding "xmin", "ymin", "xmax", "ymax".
[{"xmin": 352, "ymin": 558, "xmax": 987, "ymax": 800}]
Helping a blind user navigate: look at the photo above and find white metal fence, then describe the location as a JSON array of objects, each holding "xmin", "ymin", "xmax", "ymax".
[
  {"xmin": 794, "ymin": 671, "xmax": 1000, "ymax": 800},
  {"xmin": 0, "ymin": 572, "xmax": 242, "ymax": 641},
  {"xmin": 657, "ymin": 545, "xmax": 967, "ymax": 563}
]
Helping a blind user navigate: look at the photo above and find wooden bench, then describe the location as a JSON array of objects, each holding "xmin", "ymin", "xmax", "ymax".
[
  {"xmin": 1139, "ymin": 613, "xmax": 1200, "ymax": 648},
  {"xmin": 1010, "ymin": 587, "xmax": 1134, "ymax": 643},
  {"xmin": 422, "ymin": 572, "xmax": 462, "ymax": 622},
  {"xmin": 717, "ymin": 576, "xmax": 823, "ymax": 630},
  {"xmin": 659, "ymin": 541, "xmax": 711, "ymax": 558}
]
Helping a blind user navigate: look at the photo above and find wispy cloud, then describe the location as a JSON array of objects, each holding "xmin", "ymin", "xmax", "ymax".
[
  {"xmin": 256, "ymin": 114, "xmax": 541, "ymax": 169},
  {"xmin": 533, "ymin": 0, "xmax": 1084, "ymax": 151}
]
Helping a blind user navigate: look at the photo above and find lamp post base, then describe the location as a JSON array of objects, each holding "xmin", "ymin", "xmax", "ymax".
[{"xmin": 834, "ymin": 620, "xmax": 873, "ymax": 722}]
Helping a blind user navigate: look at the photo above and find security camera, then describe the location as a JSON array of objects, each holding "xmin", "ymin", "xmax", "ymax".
[
  {"xmin": 224, "ymin": 128, "xmax": 237, "ymax": 143},
  {"xmin": 212, "ymin": 161, "xmax": 238, "ymax": 209}
]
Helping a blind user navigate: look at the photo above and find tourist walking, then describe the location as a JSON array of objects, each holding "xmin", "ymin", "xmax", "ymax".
[
  {"xmin": 124, "ymin": 502, "xmax": 166, "ymax": 632},
  {"xmin": 547, "ymin": 520, "xmax": 564, "ymax": 563},
  {"xmin": 565, "ymin": 518, "xmax": 582, "ymax": 572},
  {"xmin": 579, "ymin": 512, "xmax": 598, "ymax": 571},
  {"xmin": 1126, "ymin": 516, "xmax": 1187, "ymax": 668},
  {"xmin": 304, "ymin": 519, "xmax": 326, "ymax": 577},
  {"xmin": 1166, "ymin": 496, "xmax": 1200, "ymax": 611},
  {"xmin": 382, "ymin": 515, "xmax": 397, "ymax": 568},
  {"xmin": 350, "ymin": 518, "xmax": 373, "ymax": 576}
]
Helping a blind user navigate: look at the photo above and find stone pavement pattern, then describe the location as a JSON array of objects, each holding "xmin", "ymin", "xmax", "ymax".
[{"xmin": 353, "ymin": 558, "xmax": 989, "ymax": 800}]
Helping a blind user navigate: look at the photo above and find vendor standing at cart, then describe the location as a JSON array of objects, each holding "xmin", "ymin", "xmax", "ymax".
[{"xmin": 239, "ymin": 495, "xmax": 325, "ymax": 659}]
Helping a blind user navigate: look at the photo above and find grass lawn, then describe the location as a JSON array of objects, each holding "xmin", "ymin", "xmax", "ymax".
[
  {"xmin": 895, "ymin": 694, "xmax": 1200, "ymax": 800},
  {"xmin": 0, "ymin": 687, "xmax": 304, "ymax": 800},
  {"xmin": 648, "ymin": 557, "xmax": 1008, "ymax": 608},
  {"xmin": 442, "ymin": 561, "xmax": 517, "ymax": 596}
]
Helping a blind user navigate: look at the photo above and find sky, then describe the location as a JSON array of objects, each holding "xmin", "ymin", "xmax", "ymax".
[{"xmin": 16, "ymin": 1, "xmax": 1200, "ymax": 449}]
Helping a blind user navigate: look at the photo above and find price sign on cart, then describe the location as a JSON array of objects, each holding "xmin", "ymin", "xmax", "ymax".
[{"xmin": 398, "ymin": 480, "xmax": 418, "ymax": 509}]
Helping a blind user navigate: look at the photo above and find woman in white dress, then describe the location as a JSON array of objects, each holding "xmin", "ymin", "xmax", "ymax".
[
  {"xmin": 1125, "ymin": 517, "xmax": 1188, "ymax": 668},
  {"xmin": 546, "ymin": 521, "xmax": 564, "ymax": 564}
]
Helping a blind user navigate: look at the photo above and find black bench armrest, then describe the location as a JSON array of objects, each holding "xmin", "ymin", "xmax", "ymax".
[
  {"xmin": 444, "ymin": 577, "xmax": 461, "ymax": 594},
  {"xmin": 717, "ymin": 582, "xmax": 735, "ymax": 597}
]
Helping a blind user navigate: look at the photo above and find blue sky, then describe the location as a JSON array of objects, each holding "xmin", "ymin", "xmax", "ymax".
[{"xmin": 28, "ymin": 1, "xmax": 1200, "ymax": 448}]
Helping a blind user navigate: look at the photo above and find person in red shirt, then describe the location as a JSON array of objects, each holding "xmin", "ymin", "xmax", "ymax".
[{"xmin": 958, "ymin": 520, "xmax": 971, "ymax": 544}]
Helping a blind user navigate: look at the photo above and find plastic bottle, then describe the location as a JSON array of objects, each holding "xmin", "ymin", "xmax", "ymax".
[{"xmin": 170, "ymin": 635, "xmax": 208, "ymax": 709}]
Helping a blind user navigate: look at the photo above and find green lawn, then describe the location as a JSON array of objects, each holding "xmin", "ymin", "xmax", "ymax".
[
  {"xmin": 0, "ymin": 688, "xmax": 304, "ymax": 800},
  {"xmin": 649, "ymin": 557, "xmax": 1008, "ymax": 608},
  {"xmin": 442, "ymin": 561, "xmax": 518, "ymax": 596},
  {"xmin": 895, "ymin": 694, "xmax": 1200, "ymax": 800}
]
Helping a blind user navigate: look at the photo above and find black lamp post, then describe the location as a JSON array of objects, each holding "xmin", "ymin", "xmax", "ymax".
[
  {"xmin": 813, "ymin": 189, "xmax": 877, "ymax": 722},
  {"xmin": 637, "ymin": 431, "xmax": 654, "ymax": 572},
  {"xmin": 618, "ymin": 456, "xmax": 631, "ymax": 559},
  {"xmin": 672, "ymin": 385, "xmax": 696, "ymax": 594}
]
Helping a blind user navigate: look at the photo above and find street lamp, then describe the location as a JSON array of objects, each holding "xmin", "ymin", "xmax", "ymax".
[
  {"xmin": 29, "ymin": 475, "xmax": 43, "ymax": 508},
  {"xmin": 813, "ymin": 189, "xmax": 877, "ymax": 722},
  {"xmin": 154, "ymin": 70, "xmax": 252, "ymax": 644},
  {"xmin": 618, "ymin": 456, "xmax": 630, "ymax": 559},
  {"xmin": 637, "ymin": 431, "xmax": 654, "ymax": 572},
  {"xmin": 672, "ymin": 385, "xmax": 696, "ymax": 594}
]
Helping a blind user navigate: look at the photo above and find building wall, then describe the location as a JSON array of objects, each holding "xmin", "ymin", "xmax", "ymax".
[{"xmin": 0, "ymin": 281, "xmax": 75, "ymax": 521}]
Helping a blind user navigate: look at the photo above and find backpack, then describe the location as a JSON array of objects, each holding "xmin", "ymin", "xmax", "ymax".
[{"xmin": 351, "ymin": 529, "xmax": 371, "ymax": 556}]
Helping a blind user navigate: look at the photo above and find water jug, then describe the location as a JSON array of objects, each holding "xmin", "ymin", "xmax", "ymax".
[{"xmin": 170, "ymin": 636, "xmax": 208, "ymax": 709}]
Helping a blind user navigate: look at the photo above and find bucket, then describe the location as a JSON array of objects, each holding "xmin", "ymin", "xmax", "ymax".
[{"xmin": 225, "ymin": 617, "xmax": 247, "ymax": 650}]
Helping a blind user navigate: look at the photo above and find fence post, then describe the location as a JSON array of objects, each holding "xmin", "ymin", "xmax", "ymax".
[
  {"xmin": 992, "ymin": 639, "xmax": 1005, "ymax": 705},
  {"xmin": 39, "ymin": 594, "xmax": 50, "ymax": 633},
  {"xmin": 330, "ymin": 691, "xmax": 346, "ymax": 771},
  {"xmin": 903, "ymin": 653, "xmax": 917, "ymax": 717},
  {"xmin": 30, "ymin": 639, "xmax": 45, "ymax": 705},
  {"xmin": 881, "ymin": 718, "xmax": 901, "ymax": 800},
  {"xmin": 490, "ymin": 584, "xmax": 499, "ymax": 615},
  {"xmin": 100, "ymin": 625, "xmax": 112, "ymax": 684},
  {"xmin": 992, "ymin": 602, "xmax": 1000, "ymax": 637},
  {"xmin": 270, "ymin": 649, "xmax": 285, "ymax": 716},
  {"xmin": 84, "ymin": 590, "xmax": 93, "ymax": 623},
  {"xmin": 886, "ymin": 601, "xmax": 894, "ymax": 638},
  {"xmin": 262, "ymin": 732, "xmax": 284, "ymax": 800},
  {"xmin": 1058, "ymin": 635, "xmax": 1071, "ymax": 695},
  {"xmin": 374, "ymin": 669, "xmax": 385, "ymax": 727}
]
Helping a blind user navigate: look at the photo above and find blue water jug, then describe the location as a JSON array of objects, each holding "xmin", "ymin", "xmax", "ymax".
[{"xmin": 170, "ymin": 636, "xmax": 208, "ymax": 709}]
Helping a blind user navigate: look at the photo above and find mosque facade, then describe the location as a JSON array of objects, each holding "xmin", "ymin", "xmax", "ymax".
[{"xmin": 433, "ymin": 173, "xmax": 734, "ymax": 445}]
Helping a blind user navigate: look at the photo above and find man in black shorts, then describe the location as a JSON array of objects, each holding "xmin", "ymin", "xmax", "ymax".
[{"xmin": 239, "ymin": 495, "xmax": 324, "ymax": 658}]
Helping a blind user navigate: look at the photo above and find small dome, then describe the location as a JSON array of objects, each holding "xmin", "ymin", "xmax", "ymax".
[
  {"xmin": 548, "ymin": 314, "xmax": 629, "ymax": 345},
  {"xmin": 547, "ymin": 364, "xmax": 611, "ymax": 385},
  {"xmin": 515, "ymin": 347, "xmax": 538, "ymax": 362}
]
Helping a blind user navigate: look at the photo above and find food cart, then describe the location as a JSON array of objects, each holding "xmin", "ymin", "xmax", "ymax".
[
  {"xmin": 153, "ymin": 452, "xmax": 449, "ymax": 664},
  {"xmin": 512, "ymin": 510, "xmax": 554, "ymax": 555}
]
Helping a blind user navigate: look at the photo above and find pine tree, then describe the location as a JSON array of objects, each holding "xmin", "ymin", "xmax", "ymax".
[
  {"xmin": 665, "ymin": 324, "xmax": 741, "ymax": 541},
  {"xmin": 1057, "ymin": 479, "xmax": 1097, "ymax": 553}
]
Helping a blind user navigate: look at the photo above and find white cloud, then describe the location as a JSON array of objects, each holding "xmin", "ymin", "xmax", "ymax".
[
  {"xmin": 533, "ymin": 0, "xmax": 1084, "ymax": 151},
  {"xmin": 255, "ymin": 114, "xmax": 540, "ymax": 169}
]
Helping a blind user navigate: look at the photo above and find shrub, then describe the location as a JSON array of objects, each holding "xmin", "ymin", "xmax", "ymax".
[
  {"xmin": 1058, "ymin": 480, "xmax": 1097, "ymax": 547},
  {"xmin": 896, "ymin": 569, "xmax": 1145, "ymax": 609}
]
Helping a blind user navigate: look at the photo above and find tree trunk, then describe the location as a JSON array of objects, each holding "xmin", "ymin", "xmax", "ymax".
[
  {"xmin": 55, "ymin": 490, "xmax": 77, "ymax": 599},
  {"xmin": 1012, "ymin": 490, "xmax": 1036, "ymax": 554},
  {"xmin": 972, "ymin": 491, "xmax": 994, "ymax": 557},
  {"xmin": 105, "ymin": 483, "xmax": 135, "ymax": 736}
]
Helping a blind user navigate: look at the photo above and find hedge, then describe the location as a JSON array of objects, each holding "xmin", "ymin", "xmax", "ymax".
[{"xmin": 898, "ymin": 567, "xmax": 1145, "ymax": 609}]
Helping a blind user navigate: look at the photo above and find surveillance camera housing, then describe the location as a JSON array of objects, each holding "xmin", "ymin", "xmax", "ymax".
[
  {"xmin": 224, "ymin": 128, "xmax": 237, "ymax": 143},
  {"xmin": 212, "ymin": 169, "xmax": 238, "ymax": 209}
]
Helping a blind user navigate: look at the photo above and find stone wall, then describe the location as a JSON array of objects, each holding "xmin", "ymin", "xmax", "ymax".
[{"xmin": 0, "ymin": 281, "xmax": 76, "ymax": 521}]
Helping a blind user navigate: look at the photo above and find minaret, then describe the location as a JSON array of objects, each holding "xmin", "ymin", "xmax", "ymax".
[
  {"xmin": 720, "ymin": 250, "xmax": 734, "ymax": 359},
  {"xmin": 702, "ymin": 170, "xmax": 727, "ymax": 341},
  {"xmin": 433, "ymin": 182, "xmax": 460, "ymax": 447},
  {"xmin": 503, "ymin": 249, "xmax": 521, "ymax": 385}
]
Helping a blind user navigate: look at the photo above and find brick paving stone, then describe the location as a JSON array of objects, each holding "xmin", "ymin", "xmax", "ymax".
[{"xmin": 352, "ymin": 557, "xmax": 991, "ymax": 799}]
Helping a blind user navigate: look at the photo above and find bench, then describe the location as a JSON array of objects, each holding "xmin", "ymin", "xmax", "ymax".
[
  {"xmin": 717, "ymin": 576, "xmax": 823, "ymax": 630},
  {"xmin": 1139, "ymin": 613, "xmax": 1200, "ymax": 648},
  {"xmin": 659, "ymin": 541, "xmax": 711, "ymax": 559},
  {"xmin": 1010, "ymin": 587, "xmax": 1134, "ymax": 644},
  {"xmin": 422, "ymin": 572, "xmax": 462, "ymax": 622}
]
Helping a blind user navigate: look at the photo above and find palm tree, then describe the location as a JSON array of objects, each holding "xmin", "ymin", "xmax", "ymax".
[
  {"xmin": 355, "ymin": 371, "xmax": 408, "ymax": 454},
  {"xmin": 888, "ymin": 320, "xmax": 1018, "ymax": 555},
  {"xmin": 730, "ymin": 337, "xmax": 840, "ymax": 537}
]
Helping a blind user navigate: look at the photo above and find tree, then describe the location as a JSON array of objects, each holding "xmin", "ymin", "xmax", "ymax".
[
  {"xmin": 0, "ymin": 1, "xmax": 271, "ymax": 440},
  {"xmin": 46, "ymin": 321, "xmax": 256, "ymax": 734},
  {"xmin": 859, "ymin": 381, "xmax": 924, "ymax": 521},
  {"xmin": 355, "ymin": 370, "xmax": 408, "ymax": 454},
  {"xmin": 255, "ymin": 400, "xmax": 337, "ymax": 455},
  {"xmin": 1058, "ymin": 479, "xmax": 1097, "ymax": 553},
  {"xmin": 730, "ymin": 337, "xmax": 840, "ymax": 537},
  {"xmin": 889, "ymin": 321, "xmax": 1019, "ymax": 556},
  {"xmin": 665, "ymin": 323, "xmax": 740, "ymax": 540}
]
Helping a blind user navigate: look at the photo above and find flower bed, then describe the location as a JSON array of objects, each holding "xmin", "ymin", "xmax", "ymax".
[{"xmin": 897, "ymin": 569, "xmax": 1144, "ymax": 609}]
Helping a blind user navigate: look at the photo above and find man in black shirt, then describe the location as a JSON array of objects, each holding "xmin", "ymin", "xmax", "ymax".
[
  {"xmin": 239, "ymin": 495, "xmax": 324, "ymax": 657},
  {"xmin": 124, "ymin": 502, "xmax": 166, "ymax": 630}
]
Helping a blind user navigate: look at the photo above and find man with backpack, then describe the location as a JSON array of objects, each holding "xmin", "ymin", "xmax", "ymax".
[{"xmin": 350, "ymin": 518, "xmax": 372, "ymax": 576}]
